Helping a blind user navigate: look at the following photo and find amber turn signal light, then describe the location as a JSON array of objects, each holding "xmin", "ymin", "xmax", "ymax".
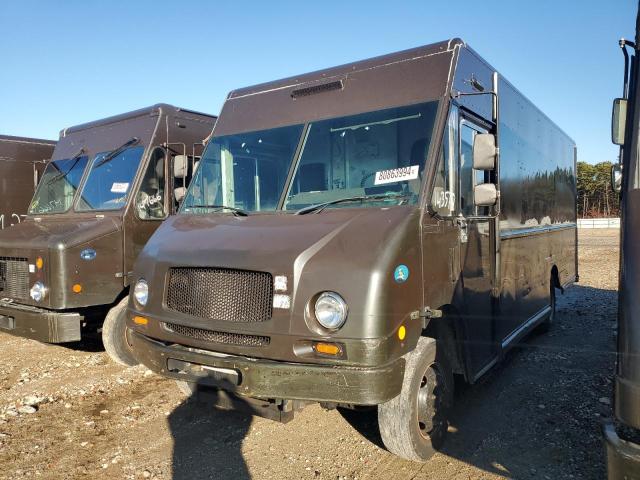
[
  {"xmin": 72, "ymin": 284, "xmax": 82, "ymax": 293},
  {"xmin": 313, "ymin": 342, "xmax": 342, "ymax": 356},
  {"xmin": 398, "ymin": 325, "xmax": 406, "ymax": 341},
  {"xmin": 133, "ymin": 316, "xmax": 149, "ymax": 326}
]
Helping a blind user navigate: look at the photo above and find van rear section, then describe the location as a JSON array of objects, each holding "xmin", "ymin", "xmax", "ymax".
[
  {"xmin": 128, "ymin": 40, "xmax": 576, "ymax": 462},
  {"xmin": 0, "ymin": 135, "xmax": 55, "ymax": 229}
]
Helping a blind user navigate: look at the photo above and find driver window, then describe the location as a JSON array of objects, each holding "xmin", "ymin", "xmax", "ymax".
[{"xmin": 136, "ymin": 148, "xmax": 166, "ymax": 220}]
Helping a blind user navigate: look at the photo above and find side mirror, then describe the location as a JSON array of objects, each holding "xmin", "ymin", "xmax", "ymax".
[
  {"xmin": 612, "ymin": 98, "xmax": 628, "ymax": 146},
  {"xmin": 473, "ymin": 133, "xmax": 497, "ymax": 170},
  {"xmin": 474, "ymin": 183, "xmax": 498, "ymax": 207},
  {"xmin": 612, "ymin": 163, "xmax": 623, "ymax": 194},
  {"xmin": 173, "ymin": 155, "xmax": 188, "ymax": 179}
]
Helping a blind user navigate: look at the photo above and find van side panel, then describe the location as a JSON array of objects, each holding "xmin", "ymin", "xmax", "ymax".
[{"xmin": 497, "ymin": 76, "xmax": 577, "ymax": 342}]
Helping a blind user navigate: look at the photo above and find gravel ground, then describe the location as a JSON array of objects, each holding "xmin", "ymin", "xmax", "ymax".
[{"xmin": 0, "ymin": 229, "xmax": 620, "ymax": 480}]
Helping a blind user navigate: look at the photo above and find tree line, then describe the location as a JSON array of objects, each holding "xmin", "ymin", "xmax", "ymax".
[{"xmin": 577, "ymin": 161, "xmax": 620, "ymax": 218}]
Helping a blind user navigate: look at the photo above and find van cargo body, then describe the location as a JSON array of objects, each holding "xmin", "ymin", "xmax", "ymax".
[
  {"xmin": 0, "ymin": 105, "xmax": 215, "ymax": 364},
  {"xmin": 604, "ymin": 4, "xmax": 640, "ymax": 477},
  {"xmin": 0, "ymin": 135, "xmax": 55, "ymax": 229},
  {"xmin": 128, "ymin": 40, "xmax": 577, "ymax": 460}
]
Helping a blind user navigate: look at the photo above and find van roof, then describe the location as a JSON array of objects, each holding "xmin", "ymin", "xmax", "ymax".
[
  {"xmin": 61, "ymin": 104, "xmax": 217, "ymax": 137},
  {"xmin": 229, "ymin": 39, "xmax": 463, "ymax": 100},
  {"xmin": 0, "ymin": 134, "xmax": 56, "ymax": 145}
]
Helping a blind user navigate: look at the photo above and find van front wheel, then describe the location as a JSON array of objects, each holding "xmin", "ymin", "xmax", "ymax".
[
  {"xmin": 378, "ymin": 336, "xmax": 453, "ymax": 462},
  {"xmin": 102, "ymin": 297, "xmax": 138, "ymax": 366}
]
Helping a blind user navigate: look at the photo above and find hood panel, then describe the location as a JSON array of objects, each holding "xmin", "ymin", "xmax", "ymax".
[
  {"xmin": 0, "ymin": 216, "xmax": 122, "ymax": 251},
  {"xmin": 0, "ymin": 216, "xmax": 123, "ymax": 309},
  {"xmin": 136, "ymin": 206, "xmax": 423, "ymax": 341}
]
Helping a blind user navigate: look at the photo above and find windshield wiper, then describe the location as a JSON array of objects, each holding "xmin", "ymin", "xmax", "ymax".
[
  {"xmin": 295, "ymin": 192, "xmax": 411, "ymax": 215},
  {"xmin": 184, "ymin": 204, "xmax": 249, "ymax": 216},
  {"xmin": 95, "ymin": 137, "xmax": 139, "ymax": 168},
  {"xmin": 46, "ymin": 148, "xmax": 86, "ymax": 185}
]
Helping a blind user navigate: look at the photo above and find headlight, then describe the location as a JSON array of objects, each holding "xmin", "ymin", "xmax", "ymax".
[
  {"xmin": 314, "ymin": 292, "xmax": 348, "ymax": 331},
  {"xmin": 133, "ymin": 279, "xmax": 149, "ymax": 307},
  {"xmin": 29, "ymin": 281, "xmax": 46, "ymax": 302}
]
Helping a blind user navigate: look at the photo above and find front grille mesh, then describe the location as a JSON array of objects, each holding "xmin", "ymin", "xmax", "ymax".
[
  {"xmin": 162, "ymin": 322, "xmax": 271, "ymax": 347},
  {"xmin": 166, "ymin": 267, "xmax": 273, "ymax": 322},
  {"xmin": 0, "ymin": 257, "xmax": 29, "ymax": 300}
]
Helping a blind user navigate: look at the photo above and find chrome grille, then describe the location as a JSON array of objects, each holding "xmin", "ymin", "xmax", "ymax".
[
  {"xmin": 166, "ymin": 267, "xmax": 273, "ymax": 322},
  {"xmin": 0, "ymin": 257, "xmax": 29, "ymax": 300},
  {"xmin": 162, "ymin": 322, "xmax": 270, "ymax": 347}
]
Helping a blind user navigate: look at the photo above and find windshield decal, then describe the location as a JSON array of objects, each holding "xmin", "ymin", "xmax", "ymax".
[
  {"xmin": 110, "ymin": 182, "xmax": 130, "ymax": 193},
  {"xmin": 374, "ymin": 166, "xmax": 419, "ymax": 186}
]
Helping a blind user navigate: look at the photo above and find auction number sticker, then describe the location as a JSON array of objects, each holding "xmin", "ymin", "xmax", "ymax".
[{"xmin": 374, "ymin": 166, "xmax": 419, "ymax": 185}]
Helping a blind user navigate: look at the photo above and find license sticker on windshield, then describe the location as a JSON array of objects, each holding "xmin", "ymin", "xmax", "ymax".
[
  {"xmin": 111, "ymin": 182, "xmax": 129, "ymax": 193},
  {"xmin": 374, "ymin": 166, "xmax": 419, "ymax": 185}
]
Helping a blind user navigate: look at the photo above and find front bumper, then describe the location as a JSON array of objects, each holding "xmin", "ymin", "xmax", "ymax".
[
  {"xmin": 604, "ymin": 423, "xmax": 640, "ymax": 480},
  {"xmin": 0, "ymin": 300, "xmax": 82, "ymax": 343},
  {"xmin": 130, "ymin": 329, "xmax": 405, "ymax": 405}
]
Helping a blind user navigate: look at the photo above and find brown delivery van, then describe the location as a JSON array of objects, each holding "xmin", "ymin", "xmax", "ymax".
[
  {"xmin": 0, "ymin": 105, "xmax": 215, "ymax": 366},
  {"xmin": 128, "ymin": 41, "xmax": 577, "ymax": 461}
]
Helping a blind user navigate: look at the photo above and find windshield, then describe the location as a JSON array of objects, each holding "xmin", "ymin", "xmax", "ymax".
[
  {"xmin": 182, "ymin": 125, "xmax": 304, "ymax": 213},
  {"xmin": 181, "ymin": 102, "xmax": 439, "ymax": 215},
  {"xmin": 284, "ymin": 102, "xmax": 439, "ymax": 210},
  {"xmin": 28, "ymin": 156, "xmax": 89, "ymax": 214},
  {"xmin": 76, "ymin": 145, "xmax": 145, "ymax": 211}
]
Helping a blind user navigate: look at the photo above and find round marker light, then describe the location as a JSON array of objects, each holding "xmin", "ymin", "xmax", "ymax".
[
  {"xmin": 133, "ymin": 279, "xmax": 149, "ymax": 307},
  {"xmin": 398, "ymin": 325, "xmax": 406, "ymax": 341},
  {"xmin": 29, "ymin": 281, "xmax": 46, "ymax": 302},
  {"xmin": 314, "ymin": 292, "xmax": 348, "ymax": 331}
]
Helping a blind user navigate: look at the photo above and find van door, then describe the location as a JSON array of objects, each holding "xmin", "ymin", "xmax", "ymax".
[
  {"xmin": 456, "ymin": 117, "xmax": 498, "ymax": 379},
  {"xmin": 425, "ymin": 106, "xmax": 498, "ymax": 380},
  {"xmin": 123, "ymin": 147, "xmax": 168, "ymax": 281}
]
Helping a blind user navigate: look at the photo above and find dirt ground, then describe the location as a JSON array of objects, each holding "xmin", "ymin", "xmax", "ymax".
[{"xmin": 0, "ymin": 229, "xmax": 620, "ymax": 480}]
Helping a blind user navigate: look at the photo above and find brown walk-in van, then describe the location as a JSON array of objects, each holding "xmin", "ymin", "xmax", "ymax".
[
  {"xmin": 0, "ymin": 135, "xmax": 55, "ymax": 229},
  {"xmin": 605, "ymin": 3, "xmax": 640, "ymax": 477},
  {"xmin": 0, "ymin": 105, "xmax": 216, "ymax": 366},
  {"xmin": 128, "ymin": 40, "xmax": 577, "ymax": 461}
]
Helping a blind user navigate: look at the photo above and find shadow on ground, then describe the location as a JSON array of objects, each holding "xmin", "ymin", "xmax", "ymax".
[
  {"xmin": 334, "ymin": 285, "xmax": 617, "ymax": 479},
  {"xmin": 169, "ymin": 386, "xmax": 252, "ymax": 480},
  {"xmin": 165, "ymin": 284, "xmax": 616, "ymax": 480}
]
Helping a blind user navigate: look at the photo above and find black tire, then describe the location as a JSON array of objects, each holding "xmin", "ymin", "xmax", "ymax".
[
  {"xmin": 377, "ymin": 336, "xmax": 453, "ymax": 462},
  {"xmin": 539, "ymin": 277, "xmax": 557, "ymax": 333},
  {"xmin": 102, "ymin": 297, "xmax": 138, "ymax": 366}
]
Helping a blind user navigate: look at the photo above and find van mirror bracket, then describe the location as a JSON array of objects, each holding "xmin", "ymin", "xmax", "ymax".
[{"xmin": 416, "ymin": 307, "xmax": 443, "ymax": 329}]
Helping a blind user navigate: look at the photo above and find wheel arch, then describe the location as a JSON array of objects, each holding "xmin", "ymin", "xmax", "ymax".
[{"xmin": 422, "ymin": 304, "xmax": 467, "ymax": 380}]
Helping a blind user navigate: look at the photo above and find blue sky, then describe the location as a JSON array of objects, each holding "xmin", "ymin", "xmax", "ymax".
[{"xmin": 0, "ymin": 0, "xmax": 636, "ymax": 164}]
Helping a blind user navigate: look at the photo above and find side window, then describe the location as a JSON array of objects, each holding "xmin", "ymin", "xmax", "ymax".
[
  {"xmin": 136, "ymin": 148, "xmax": 166, "ymax": 220},
  {"xmin": 430, "ymin": 106, "xmax": 458, "ymax": 216},
  {"xmin": 173, "ymin": 154, "xmax": 199, "ymax": 211}
]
